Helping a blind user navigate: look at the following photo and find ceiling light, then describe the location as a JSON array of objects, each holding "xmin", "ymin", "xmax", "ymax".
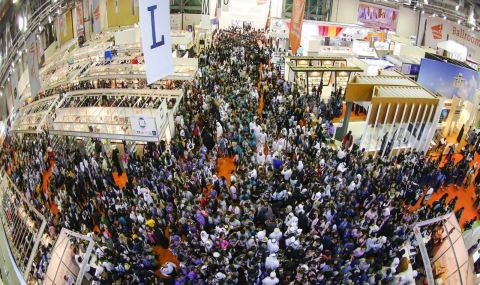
[
  {"xmin": 424, "ymin": 0, "xmax": 428, "ymax": 4},
  {"xmin": 421, "ymin": 10, "xmax": 425, "ymax": 14},
  {"xmin": 443, "ymin": 15, "xmax": 447, "ymax": 20},
  {"xmin": 455, "ymin": 5, "xmax": 459, "ymax": 11},
  {"xmin": 472, "ymin": 26, "xmax": 475, "ymax": 31},
  {"xmin": 457, "ymin": 19, "xmax": 461, "ymax": 24}
]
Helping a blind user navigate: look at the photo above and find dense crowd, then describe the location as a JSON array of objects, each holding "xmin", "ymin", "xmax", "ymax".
[{"xmin": 1, "ymin": 27, "xmax": 479, "ymax": 285}]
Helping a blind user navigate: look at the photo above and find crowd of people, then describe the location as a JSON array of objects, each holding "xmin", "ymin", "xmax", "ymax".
[{"xmin": 1, "ymin": 27, "xmax": 479, "ymax": 285}]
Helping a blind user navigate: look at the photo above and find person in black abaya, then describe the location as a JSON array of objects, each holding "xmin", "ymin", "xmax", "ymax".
[{"xmin": 457, "ymin": 124, "xmax": 465, "ymax": 143}]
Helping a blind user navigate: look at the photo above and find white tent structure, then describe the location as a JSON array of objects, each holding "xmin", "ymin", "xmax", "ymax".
[{"xmin": 413, "ymin": 212, "xmax": 475, "ymax": 285}]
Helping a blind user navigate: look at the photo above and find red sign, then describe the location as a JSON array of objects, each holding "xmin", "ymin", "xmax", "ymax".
[{"xmin": 431, "ymin": 24, "xmax": 443, "ymax": 40}]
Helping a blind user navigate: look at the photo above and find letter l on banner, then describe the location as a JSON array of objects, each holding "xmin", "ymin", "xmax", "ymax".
[{"xmin": 139, "ymin": 0, "xmax": 174, "ymax": 84}]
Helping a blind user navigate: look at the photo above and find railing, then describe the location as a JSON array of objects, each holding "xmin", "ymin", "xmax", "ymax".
[
  {"xmin": 0, "ymin": 169, "xmax": 46, "ymax": 281},
  {"xmin": 0, "ymin": 0, "xmax": 75, "ymax": 86}
]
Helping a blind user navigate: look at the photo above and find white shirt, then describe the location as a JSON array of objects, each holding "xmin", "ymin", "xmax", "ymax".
[
  {"xmin": 281, "ymin": 168, "xmax": 292, "ymax": 180},
  {"xmin": 257, "ymin": 153, "xmax": 266, "ymax": 165},
  {"xmin": 262, "ymin": 276, "xmax": 279, "ymax": 285},
  {"xmin": 265, "ymin": 254, "xmax": 280, "ymax": 270}
]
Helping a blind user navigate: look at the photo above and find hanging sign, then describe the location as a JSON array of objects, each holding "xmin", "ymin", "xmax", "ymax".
[{"xmin": 139, "ymin": 0, "xmax": 174, "ymax": 84}]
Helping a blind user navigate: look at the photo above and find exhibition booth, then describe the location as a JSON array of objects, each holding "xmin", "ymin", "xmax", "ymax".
[
  {"xmin": 413, "ymin": 213, "xmax": 475, "ymax": 285},
  {"xmin": 50, "ymin": 88, "xmax": 183, "ymax": 142},
  {"xmin": 416, "ymin": 57, "xmax": 480, "ymax": 139},
  {"xmin": 344, "ymin": 71, "xmax": 442, "ymax": 155},
  {"xmin": 285, "ymin": 56, "xmax": 363, "ymax": 95}
]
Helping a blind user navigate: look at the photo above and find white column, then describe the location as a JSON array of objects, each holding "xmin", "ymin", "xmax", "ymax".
[
  {"xmin": 422, "ymin": 101, "xmax": 443, "ymax": 153},
  {"xmin": 374, "ymin": 103, "xmax": 391, "ymax": 157},
  {"xmin": 359, "ymin": 103, "xmax": 372, "ymax": 149},
  {"xmin": 398, "ymin": 103, "xmax": 415, "ymax": 156},
  {"xmin": 406, "ymin": 104, "xmax": 423, "ymax": 153},
  {"xmin": 367, "ymin": 103, "xmax": 382, "ymax": 153},
  {"xmin": 390, "ymin": 103, "xmax": 407, "ymax": 158},
  {"xmin": 419, "ymin": 104, "xmax": 435, "ymax": 151},
  {"xmin": 413, "ymin": 104, "xmax": 430, "ymax": 151},
  {"xmin": 382, "ymin": 103, "xmax": 399, "ymax": 157}
]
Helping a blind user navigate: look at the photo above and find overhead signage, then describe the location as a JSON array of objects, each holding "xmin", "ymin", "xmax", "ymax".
[
  {"xmin": 130, "ymin": 116, "xmax": 158, "ymax": 137},
  {"xmin": 420, "ymin": 17, "xmax": 480, "ymax": 62},
  {"xmin": 289, "ymin": 0, "xmax": 306, "ymax": 54},
  {"xmin": 139, "ymin": 0, "xmax": 174, "ymax": 84},
  {"xmin": 92, "ymin": 0, "xmax": 101, "ymax": 33},
  {"xmin": 357, "ymin": 2, "xmax": 398, "ymax": 31},
  {"xmin": 26, "ymin": 34, "xmax": 41, "ymax": 99}
]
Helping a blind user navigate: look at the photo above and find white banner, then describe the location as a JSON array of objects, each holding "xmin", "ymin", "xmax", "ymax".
[
  {"xmin": 92, "ymin": 0, "xmax": 101, "ymax": 33},
  {"xmin": 130, "ymin": 116, "xmax": 158, "ymax": 137},
  {"xmin": 420, "ymin": 17, "xmax": 480, "ymax": 63},
  {"xmin": 26, "ymin": 34, "xmax": 41, "ymax": 99},
  {"xmin": 139, "ymin": 0, "xmax": 174, "ymax": 84},
  {"xmin": 10, "ymin": 69, "xmax": 18, "ymax": 107}
]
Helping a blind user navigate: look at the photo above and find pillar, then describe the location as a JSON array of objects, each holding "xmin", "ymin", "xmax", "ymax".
[{"xmin": 334, "ymin": 101, "xmax": 353, "ymax": 141}]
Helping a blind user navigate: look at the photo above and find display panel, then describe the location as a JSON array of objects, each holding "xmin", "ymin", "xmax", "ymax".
[
  {"xmin": 357, "ymin": 2, "xmax": 398, "ymax": 31},
  {"xmin": 417, "ymin": 58, "xmax": 480, "ymax": 102}
]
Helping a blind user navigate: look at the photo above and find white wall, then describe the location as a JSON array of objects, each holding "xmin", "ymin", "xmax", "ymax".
[
  {"xmin": 220, "ymin": 0, "xmax": 270, "ymax": 29},
  {"xmin": 396, "ymin": 6, "xmax": 419, "ymax": 39},
  {"xmin": 330, "ymin": 0, "xmax": 359, "ymax": 24},
  {"xmin": 170, "ymin": 14, "xmax": 202, "ymax": 30}
]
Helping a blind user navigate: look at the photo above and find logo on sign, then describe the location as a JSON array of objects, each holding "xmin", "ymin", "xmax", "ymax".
[
  {"xmin": 432, "ymin": 24, "xmax": 443, "ymax": 39},
  {"xmin": 138, "ymin": 117, "xmax": 146, "ymax": 128},
  {"xmin": 147, "ymin": 5, "xmax": 165, "ymax": 49}
]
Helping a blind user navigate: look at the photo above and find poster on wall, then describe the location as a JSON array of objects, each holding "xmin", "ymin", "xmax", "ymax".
[
  {"xmin": 10, "ymin": 69, "xmax": 18, "ymax": 107},
  {"xmin": 92, "ymin": 0, "xmax": 101, "ymax": 33},
  {"xmin": 130, "ymin": 116, "xmax": 158, "ymax": 137},
  {"xmin": 289, "ymin": 0, "xmax": 306, "ymax": 54},
  {"xmin": 76, "ymin": 2, "xmax": 85, "ymax": 38},
  {"xmin": 357, "ymin": 2, "xmax": 398, "ymax": 31},
  {"xmin": 139, "ymin": 0, "xmax": 174, "ymax": 84},
  {"xmin": 417, "ymin": 58, "xmax": 480, "ymax": 102},
  {"xmin": 420, "ymin": 17, "xmax": 480, "ymax": 63},
  {"xmin": 26, "ymin": 34, "xmax": 41, "ymax": 99},
  {"xmin": 60, "ymin": 13, "xmax": 67, "ymax": 36}
]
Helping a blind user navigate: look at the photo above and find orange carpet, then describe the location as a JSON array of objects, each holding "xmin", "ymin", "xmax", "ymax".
[
  {"xmin": 410, "ymin": 152, "xmax": 480, "ymax": 228},
  {"xmin": 258, "ymin": 89, "xmax": 264, "ymax": 117},
  {"xmin": 42, "ymin": 160, "xmax": 59, "ymax": 216},
  {"xmin": 112, "ymin": 172, "xmax": 128, "ymax": 189},
  {"xmin": 217, "ymin": 156, "xmax": 235, "ymax": 186},
  {"xmin": 154, "ymin": 225, "xmax": 180, "ymax": 278},
  {"xmin": 332, "ymin": 103, "xmax": 367, "ymax": 123}
]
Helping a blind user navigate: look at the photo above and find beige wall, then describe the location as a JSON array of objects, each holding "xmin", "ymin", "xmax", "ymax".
[
  {"xmin": 330, "ymin": 0, "xmax": 359, "ymax": 24},
  {"xmin": 396, "ymin": 6, "xmax": 419, "ymax": 39},
  {"xmin": 106, "ymin": 0, "xmax": 139, "ymax": 28}
]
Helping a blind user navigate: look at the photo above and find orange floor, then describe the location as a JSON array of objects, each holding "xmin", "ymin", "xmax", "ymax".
[
  {"xmin": 410, "ymin": 152, "xmax": 480, "ymax": 228},
  {"xmin": 217, "ymin": 157, "xmax": 236, "ymax": 186},
  {"xmin": 112, "ymin": 171, "xmax": 128, "ymax": 189},
  {"xmin": 332, "ymin": 103, "xmax": 367, "ymax": 123},
  {"xmin": 42, "ymin": 160, "xmax": 59, "ymax": 216},
  {"xmin": 154, "ymin": 225, "xmax": 180, "ymax": 278}
]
